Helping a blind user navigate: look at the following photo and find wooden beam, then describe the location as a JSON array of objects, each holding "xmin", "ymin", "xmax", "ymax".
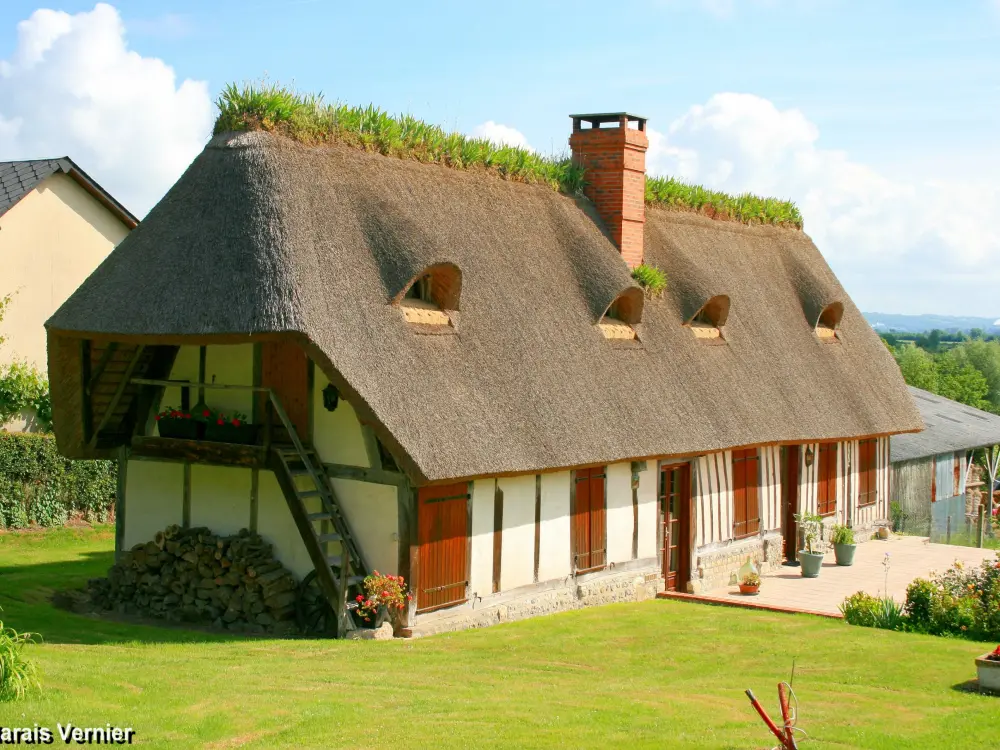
[
  {"xmin": 492, "ymin": 483, "xmax": 503, "ymax": 594},
  {"xmin": 114, "ymin": 446, "xmax": 129, "ymax": 562},
  {"xmin": 89, "ymin": 346, "xmax": 145, "ymax": 449},
  {"xmin": 360, "ymin": 424, "xmax": 381, "ymax": 469},
  {"xmin": 86, "ymin": 342, "xmax": 119, "ymax": 395},
  {"xmin": 396, "ymin": 477, "xmax": 412, "ymax": 627},
  {"xmin": 324, "ymin": 462, "xmax": 406, "ymax": 486},
  {"xmin": 250, "ymin": 468, "xmax": 259, "ymax": 533},
  {"xmin": 533, "ymin": 475, "xmax": 541, "ymax": 583},
  {"xmin": 130, "ymin": 436, "xmax": 267, "ymax": 468},
  {"xmin": 407, "ymin": 485, "xmax": 419, "ymax": 623},
  {"xmin": 182, "ymin": 463, "xmax": 191, "ymax": 529}
]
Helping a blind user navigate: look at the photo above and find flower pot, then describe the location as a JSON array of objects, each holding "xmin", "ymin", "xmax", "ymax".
[
  {"xmin": 204, "ymin": 422, "xmax": 258, "ymax": 445},
  {"xmin": 157, "ymin": 419, "xmax": 201, "ymax": 440},
  {"xmin": 798, "ymin": 550, "xmax": 825, "ymax": 578},
  {"xmin": 976, "ymin": 655, "xmax": 1000, "ymax": 694},
  {"xmin": 738, "ymin": 584, "xmax": 759, "ymax": 595},
  {"xmin": 834, "ymin": 543, "xmax": 857, "ymax": 566},
  {"xmin": 353, "ymin": 604, "xmax": 389, "ymax": 629}
]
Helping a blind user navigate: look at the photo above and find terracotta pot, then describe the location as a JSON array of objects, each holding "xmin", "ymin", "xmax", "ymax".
[{"xmin": 738, "ymin": 583, "xmax": 759, "ymax": 595}]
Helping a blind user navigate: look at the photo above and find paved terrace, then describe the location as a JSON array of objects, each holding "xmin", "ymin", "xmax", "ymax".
[{"xmin": 663, "ymin": 535, "xmax": 998, "ymax": 617}]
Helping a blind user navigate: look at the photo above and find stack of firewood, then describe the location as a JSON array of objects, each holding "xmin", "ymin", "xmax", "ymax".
[{"xmin": 86, "ymin": 525, "xmax": 300, "ymax": 634}]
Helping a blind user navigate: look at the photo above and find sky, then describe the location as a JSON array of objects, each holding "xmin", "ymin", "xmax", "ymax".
[{"xmin": 1, "ymin": 0, "xmax": 998, "ymax": 316}]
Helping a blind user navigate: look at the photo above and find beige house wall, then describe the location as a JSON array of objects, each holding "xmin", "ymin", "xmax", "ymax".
[{"xmin": 0, "ymin": 173, "xmax": 129, "ymax": 371}]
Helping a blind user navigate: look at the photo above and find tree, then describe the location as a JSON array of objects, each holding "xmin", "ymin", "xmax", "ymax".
[
  {"xmin": 935, "ymin": 352, "xmax": 990, "ymax": 410},
  {"xmin": 895, "ymin": 344, "xmax": 938, "ymax": 391},
  {"xmin": 950, "ymin": 340, "xmax": 1000, "ymax": 413}
]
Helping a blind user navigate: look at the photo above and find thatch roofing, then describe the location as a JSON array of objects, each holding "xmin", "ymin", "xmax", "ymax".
[
  {"xmin": 46, "ymin": 132, "xmax": 922, "ymax": 483},
  {"xmin": 891, "ymin": 387, "xmax": 1000, "ymax": 463}
]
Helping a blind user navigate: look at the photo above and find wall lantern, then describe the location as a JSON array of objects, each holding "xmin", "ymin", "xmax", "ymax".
[
  {"xmin": 322, "ymin": 383, "xmax": 340, "ymax": 412},
  {"xmin": 804, "ymin": 446, "xmax": 815, "ymax": 467}
]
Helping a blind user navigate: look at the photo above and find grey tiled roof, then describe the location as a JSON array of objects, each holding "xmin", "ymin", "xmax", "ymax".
[
  {"xmin": 891, "ymin": 387, "xmax": 1000, "ymax": 463},
  {"xmin": 0, "ymin": 158, "xmax": 67, "ymax": 217}
]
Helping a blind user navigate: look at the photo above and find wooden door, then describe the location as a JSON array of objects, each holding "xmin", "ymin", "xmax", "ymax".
[
  {"xmin": 782, "ymin": 445, "xmax": 800, "ymax": 562},
  {"xmin": 573, "ymin": 467, "xmax": 606, "ymax": 573},
  {"xmin": 659, "ymin": 463, "xmax": 691, "ymax": 591},
  {"xmin": 416, "ymin": 483, "xmax": 470, "ymax": 613},
  {"xmin": 260, "ymin": 341, "xmax": 310, "ymax": 436}
]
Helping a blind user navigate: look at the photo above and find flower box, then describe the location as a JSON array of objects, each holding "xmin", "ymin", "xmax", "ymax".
[
  {"xmin": 204, "ymin": 422, "xmax": 258, "ymax": 445},
  {"xmin": 155, "ymin": 410, "xmax": 202, "ymax": 440},
  {"xmin": 977, "ymin": 651, "xmax": 1000, "ymax": 694}
]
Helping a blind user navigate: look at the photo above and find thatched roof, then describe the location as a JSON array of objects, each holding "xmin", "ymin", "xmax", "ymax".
[
  {"xmin": 46, "ymin": 132, "xmax": 922, "ymax": 483},
  {"xmin": 891, "ymin": 387, "xmax": 1000, "ymax": 463}
]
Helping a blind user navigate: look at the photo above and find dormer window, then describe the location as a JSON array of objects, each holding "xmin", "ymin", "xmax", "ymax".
[
  {"xmin": 815, "ymin": 302, "xmax": 843, "ymax": 342},
  {"xmin": 394, "ymin": 263, "xmax": 461, "ymax": 330},
  {"xmin": 687, "ymin": 295, "xmax": 729, "ymax": 342},
  {"xmin": 598, "ymin": 288, "xmax": 643, "ymax": 341}
]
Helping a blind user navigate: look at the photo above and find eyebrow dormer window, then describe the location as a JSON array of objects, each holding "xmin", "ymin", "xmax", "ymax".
[
  {"xmin": 816, "ymin": 302, "xmax": 843, "ymax": 342},
  {"xmin": 599, "ymin": 288, "xmax": 643, "ymax": 341},
  {"xmin": 687, "ymin": 295, "xmax": 729, "ymax": 342},
  {"xmin": 395, "ymin": 263, "xmax": 461, "ymax": 330}
]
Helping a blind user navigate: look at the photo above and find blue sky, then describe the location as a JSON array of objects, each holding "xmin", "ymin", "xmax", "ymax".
[{"xmin": 1, "ymin": 1, "xmax": 999, "ymax": 316}]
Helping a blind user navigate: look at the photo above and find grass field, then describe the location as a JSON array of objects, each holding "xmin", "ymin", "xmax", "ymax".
[{"xmin": 1, "ymin": 526, "xmax": 997, "ymax": 749}]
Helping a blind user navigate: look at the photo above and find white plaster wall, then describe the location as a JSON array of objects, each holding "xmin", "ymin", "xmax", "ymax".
[
  {"xmin": 0, "ymin": 173, "xmax": 129, "ymax": 372},
  {"xmin": 330, "ymin": 477, "xmax": 398, "ymax": 576},
  {"xmin": 257, "ymin": 471, "xmax": 314, "ymax": 579},
  {"xmin": 190, "ymin": 465, "xmax": 252, "ymax": 536},
  {"xmin": 469, "ymin": 478, "xmax": 495, "ymax": 596},
  {"xmin": 498, "ymin": 475, "xmax": 535, "ymax": 591},
  {"xmin": 123, "ymin": 460, "xmax": 183, "ymax": 549},
  {"xmin": 312, "ymin": 372, "xmax": 370, "ymax": 467},
  {"xmin": 537, "ymin": 471, "xmax": 571, "ymax": 582},
  {"xmin": 204, "ymin": 344, "xmax": 254, "ymax": 416},
  {"xmin": 636, "ymin": 464, "xmax": 658, "ymax": 559},
  {"xmin": 606, "ymin": 462, "xmax": 634, "ymax": 564},
  {"xmin": 157, "ymin": 346, "xmax": 200, "ymax": 428}
]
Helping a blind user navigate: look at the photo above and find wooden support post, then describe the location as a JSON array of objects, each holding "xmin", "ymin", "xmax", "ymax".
[
  {"xmin": 407, "ymin": 485, "xmax": 419, "ymax": 625},
  {"xmin": 337, "ymin": 545, "xmax": 350, "ymax": 639},
  {"xmin": 533, "ymin": 475, "xmax": 541, "ymax": 583},
  {"xmin": 978, "ymin": 504, "xmax": 986, "ymax": 549},
  {"xmin": 115, "ymin": 446, "xmax": 129, "ymax": 561},
  {"xmin": 182, "ymin": 463, "xmax": 192, "ymax": 528},
  {"xmin": 250, "ymin": 468, "xmax": 259, "ymax": 533}
]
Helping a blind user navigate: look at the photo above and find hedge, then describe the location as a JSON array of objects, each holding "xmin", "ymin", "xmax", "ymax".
[{"xmin": 0, "ymin": 433, "xmax": 117, "ymax": 529}]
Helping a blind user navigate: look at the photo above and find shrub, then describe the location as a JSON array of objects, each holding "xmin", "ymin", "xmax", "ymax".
[
  {"xmin": 840, "ymin": 592, "xmax": 881, "ymax": 627},
  {"xmin": 630, "ymin": 264, "xmax": 667, "ymax": 298},
  {"xmin": 904, "ymin": 578, "xmax": 936, "ymax": 631},
  {"xmin": 831, "ymin": 524, "xmax": 855, "ymax": 545},
  {"xmin": 0, "ymin": 433, "xmax": 116, "ymax": 528},
  {"xmin": 0, "ymin": 361, "xmax": 51, "ymax": 432},
  {"xmin": 0, "ymin": 614, "xmax": 39, "ymax": 702}
]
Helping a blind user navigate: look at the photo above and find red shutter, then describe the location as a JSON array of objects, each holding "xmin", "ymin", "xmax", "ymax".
[
  {"xmin": 818, "ymin": 443, "xmax": 836, "ymax": 516},
  {"xmin": 417, "ymin": 483, "xmax": 469, "ymax": 612},
  {"xmin": 732, "ymin": 448, "xmax": 760, "ymax": 538},
  {"xmin": 573, "ymin": 468, "xmax": 606, "ymax": 572}
]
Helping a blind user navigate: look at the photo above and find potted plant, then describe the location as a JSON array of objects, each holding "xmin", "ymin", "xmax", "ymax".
[
  {"xmin": 794, "ymin": 512, "xmax": 825, "ymax": 578},
  {"xmin": 976, "ymin": 645, "xmax": 1000, "ymax": 694},
  {"xmin": 831, "ymin": 524, "xmax": 857, "ymax": 567},
  {"xmin": 204, "ymin": 410, "xmax": 257, "ymax": 445},
  {"xmin": 739, "ymin": 571, "xmax": 761, "ymax": 595},
  {"xmin": 350, "ymin": 570, "xmax": 412, "ymax": 631},
  {"xmin": 154, "ymin": 407, "xmax": 199, "ymax": 440}
]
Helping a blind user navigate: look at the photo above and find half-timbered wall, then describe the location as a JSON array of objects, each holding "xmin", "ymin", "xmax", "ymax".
[
  {"xmin": 840, "ymin": 437, "xmax": 892, "ymax": 530},
  {"xmin": 694, "ymin": 450, "xmax": 734, "ymax": 546}
]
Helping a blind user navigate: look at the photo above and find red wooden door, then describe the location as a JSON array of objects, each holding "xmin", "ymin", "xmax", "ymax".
[
  {"xmin": 659, "ymin": 463, "xmax": 690, "ymax": 592},
  {"xmin": 573, "ymin": 467, "xmax": 606, "ymax": 573},
  {"xmin": 416, "ymin": 483, "xmax": 470, "ymax": 612},
  {"xmin": 260, "ymin": 341, "xmax": 310, "ymax": 436},
  {"xmin": 782, "ymin": 445, "xmax": 800, "ymax": 561}
]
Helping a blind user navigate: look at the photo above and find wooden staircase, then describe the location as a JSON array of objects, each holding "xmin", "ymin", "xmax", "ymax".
[{"xmin": 265, "ymin": 401, "xmax": 370, "ymax": 636}]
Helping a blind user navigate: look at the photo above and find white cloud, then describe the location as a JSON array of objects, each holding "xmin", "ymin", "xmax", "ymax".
[
  {"xmin": 647, "ymin": 93, "xmax": 1000, "ymax": 315},
  {"xmin": 0, "ymin": 3, "xmax": 213, "ymax": 217},
  {"xmin": 470, "ymin": 121, "xmax": 532, "ymax": 150}
]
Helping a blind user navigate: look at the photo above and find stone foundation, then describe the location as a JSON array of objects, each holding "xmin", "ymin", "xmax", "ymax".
[
  {"xmin": 408, "ymin": 561, "xmax": 663, "ymax": 637},
  {"xmin": 691, "ymin": 532, "xmax": 783, "ymax": 593}
]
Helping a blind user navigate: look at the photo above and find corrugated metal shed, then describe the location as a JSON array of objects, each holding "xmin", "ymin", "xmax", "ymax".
[{"xmin": 891, "ymin": 387, "xmax": 1000, "ymax": 463}]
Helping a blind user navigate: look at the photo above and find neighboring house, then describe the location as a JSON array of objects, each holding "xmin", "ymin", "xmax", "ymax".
[
  {"xmin": 44, "ymin": 112, "xmax": 921, "ymax": 636},
  {"xmin": 0, "ymin": 158, "xmax": 137, "ymax": 429},
  {"xmin": 891, "ymin": 387, "xmax": 1000, "ymax": 536}
]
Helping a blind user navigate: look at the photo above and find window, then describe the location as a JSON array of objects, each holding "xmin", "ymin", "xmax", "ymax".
[
  {"xmin": 599, "ymin": 289, "xmax": 643, "ymax": 341},
  {"xmin": 395, "ymin": 263, "xmax": 461, "ymax": 328},
  {"xmin": 732, "ymin": 448, "xmax": 760, "ymax": 539},
  {"xmin": 817, "ymin": 442, "xmax": 838, "ymax": 516},
  {"xmin": 815, "ymin": 302, "xmax": 843, "ymax": 342},
  {"xmin": 416, "ymin": 483, "xmax": 470, "ymax": 612},
  {"xmin": 688, "ymin": 295, "xmax": 730, "ymax": 341},
  {"xmin": 858, "ymin": 439, "xmax": 878, "ymax": 507},
  {"xmin": 572, "ymin": 467, "xmax": 607, "ymax": 573}
]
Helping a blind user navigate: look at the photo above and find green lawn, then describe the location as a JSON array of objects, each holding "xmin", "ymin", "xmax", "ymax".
[{"xmin": 0, "ymin": 527, "xmax": 997, "ymax": 749}]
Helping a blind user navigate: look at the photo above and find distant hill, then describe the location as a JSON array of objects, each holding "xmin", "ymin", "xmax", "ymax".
[{"xmin": 863, "ymin": 312, "xmax": 1000, "ymax": 334}]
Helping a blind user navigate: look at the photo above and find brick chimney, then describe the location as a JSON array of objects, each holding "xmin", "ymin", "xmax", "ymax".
[{"xmin": 569, "ymin": 113, "xmax": 648, "ymax": 268}]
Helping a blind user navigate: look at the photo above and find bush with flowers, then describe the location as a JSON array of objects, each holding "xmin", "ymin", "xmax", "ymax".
[{"xmin": 351, "ymin": 570, "xmax": 412, "ymax": 627}]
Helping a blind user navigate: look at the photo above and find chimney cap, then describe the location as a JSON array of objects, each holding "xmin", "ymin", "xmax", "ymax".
[{"xmin": 570, "ymin": 112, "xmax": 647, "ymax": 131}]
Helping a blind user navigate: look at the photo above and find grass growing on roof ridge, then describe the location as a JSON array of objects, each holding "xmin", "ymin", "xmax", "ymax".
[{"xmin": 214, "ymin": 81, "xmax": 802, "ymax": 228}]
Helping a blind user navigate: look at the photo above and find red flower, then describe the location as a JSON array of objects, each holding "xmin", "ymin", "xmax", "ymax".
[
  {"xmin": 184, "ymin": 413, "xmax": 192, "ymax": 419},
  {"xmin": 232, "ymin": 418, "xmax": 241, "ymax": 426},
  {"xmin": 217, "ymin": 418, "xmax": 225, "ymax": 425},
  {"xmin": 154, "ymin": 415, "xmax": 161, "ymax": 421},
  {"xmin": 356, "ymin": 594, "xmax": 364, "ymax": 602},
  {"xmin": 202, "ymin": 409, "xmax": 210, "ymax": 418}
]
